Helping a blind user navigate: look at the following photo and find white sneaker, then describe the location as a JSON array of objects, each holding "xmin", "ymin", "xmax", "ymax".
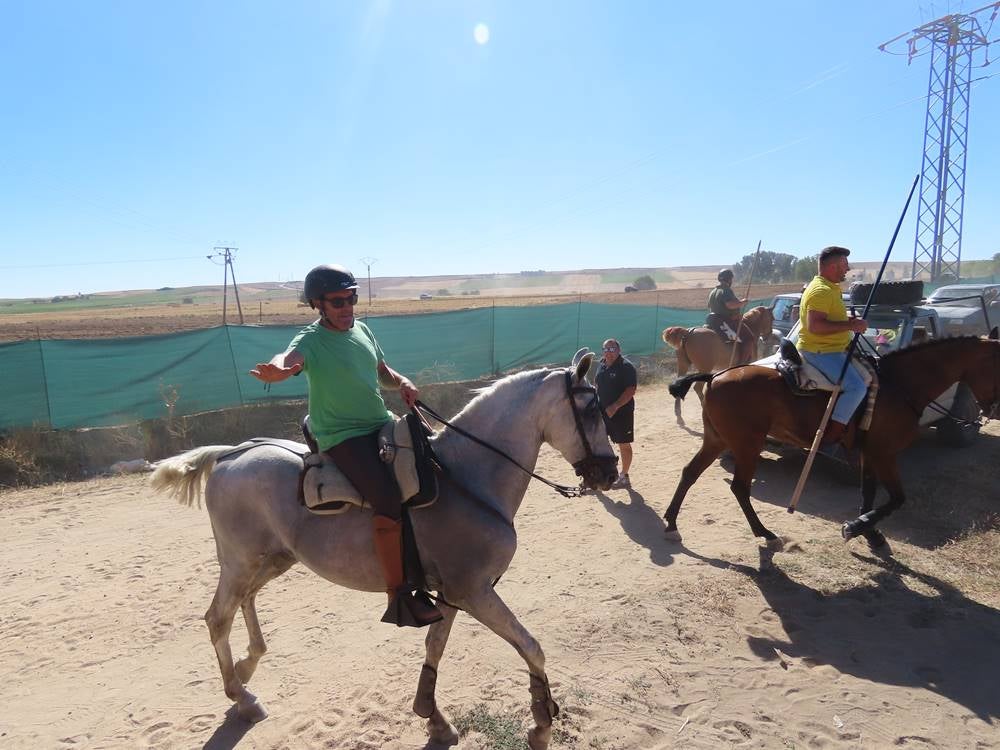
[{"xmin": 611, "ymin": 473, "xmax": 631, "ymax": 489}]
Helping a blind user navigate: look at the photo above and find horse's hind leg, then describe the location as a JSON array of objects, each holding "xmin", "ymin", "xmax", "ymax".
[
  {"xmin": 413, "ymin": 604, "xmax": 460, "ymax": 745},
  {"xmin": 674, "ymin": 350, "xmax": 691, "ymax": 426},
  {"xmin": 206, "ymin": 561, "xmax": 269, "ymax": 722},
  {"xmin": 663, "ymin": 419, "xmax": 726, "ymax": 541},
  {"xmin": 465, "ymin": 588, "xmax": 559, "ymax": 750},
  {"xmin": 235, "ymin": 552, "xmax": 296, "ymax": 685}
]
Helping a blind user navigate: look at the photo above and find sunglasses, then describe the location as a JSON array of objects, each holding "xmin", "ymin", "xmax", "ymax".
[
  {"xmin": 322, "ymin": 292, "xmax": 359, "ymax": 308},
  {"xmin": 603, "ymin": 346, "xmax": 619, "ymax": 352}
]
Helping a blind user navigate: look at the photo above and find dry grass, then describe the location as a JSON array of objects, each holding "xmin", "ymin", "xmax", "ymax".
[{"xmin": 0, "ymin": 283, "xmax": 803, "ymax": 341}]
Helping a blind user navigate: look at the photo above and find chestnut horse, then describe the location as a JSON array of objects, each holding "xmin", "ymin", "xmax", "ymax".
[
  {"xmin": 662, "ymin": 306, "xmax": 776, "ymax": 425},
  {"xmin": 665, "ymin": 334, "xmax": 1000, "ymax": 551}
]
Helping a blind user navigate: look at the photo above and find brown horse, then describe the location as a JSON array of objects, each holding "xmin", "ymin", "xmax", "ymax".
[
  {"xmin": 664, "ymin": 333, "xmax": 1000, "ymax": 551},
  {"xmin": 662, "ymin": 306, "xmax": 776, "ymax": 426}
]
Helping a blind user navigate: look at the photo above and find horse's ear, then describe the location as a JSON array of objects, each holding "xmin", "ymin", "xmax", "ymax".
[
  {"xmin": 573, "ymin": 351, "xmax": 594, "ymax": 381},
  {"xmin": 571, "ymin": 347, "xmax": 590, "ymax": 369},
  {"xmin": 989, "ymin": 326, "xmax": 998, "ymax": 340}
]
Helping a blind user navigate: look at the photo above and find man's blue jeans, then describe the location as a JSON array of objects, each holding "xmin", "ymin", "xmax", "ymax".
[{"xmin": 800, "ymin": 351, "xmax": 867, "ymax": 424}]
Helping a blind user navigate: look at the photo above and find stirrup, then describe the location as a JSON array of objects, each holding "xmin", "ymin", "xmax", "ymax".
[{"xmin": 381, "ymin": 589, "xmax": 443, "ymax": 628}]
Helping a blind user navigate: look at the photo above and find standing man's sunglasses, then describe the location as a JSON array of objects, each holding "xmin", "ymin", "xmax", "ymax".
[{"xmin": 322, "ymin": 293, "xmax": 359, "ymax": 308}]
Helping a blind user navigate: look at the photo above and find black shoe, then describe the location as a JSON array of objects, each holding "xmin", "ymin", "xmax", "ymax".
[{"xmin": 381, "ymin": 590, "xmax": 444, "ymax": 628}]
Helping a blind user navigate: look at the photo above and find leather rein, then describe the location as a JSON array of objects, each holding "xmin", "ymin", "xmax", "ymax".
[{"xmin": 414, "ymin": 370, "xmax": 604, "ymax": 499}]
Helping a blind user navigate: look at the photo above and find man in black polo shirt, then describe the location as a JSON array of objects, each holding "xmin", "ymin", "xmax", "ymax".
[{"xmin": 595, "ymin": 338, "xmax": 637, "ymax": 489}]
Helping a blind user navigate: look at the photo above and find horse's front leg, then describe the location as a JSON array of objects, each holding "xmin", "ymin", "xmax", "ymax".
[
  {"xmin": 413, "ymin": 603, "xmax": 459, "ymax": 745},
  {"xmin": 855, "ymin": 458, "xmax": 889, "ymax": 551},
  {"xmin": 465, "ymin": 588, "xmax": 559, "ymax": 750},
  {"xmin": 843, "ymin": 458, "xmax": 905, "ymax": 543}
]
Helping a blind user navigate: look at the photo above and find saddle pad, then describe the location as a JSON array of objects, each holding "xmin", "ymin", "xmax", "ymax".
[{"xmin": 756, "ymin": 355, "xmax": 873, "ymax": 392}]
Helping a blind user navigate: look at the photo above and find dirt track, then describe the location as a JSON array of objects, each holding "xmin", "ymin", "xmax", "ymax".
[{"xmin": 2, "ymin": 389, "xmax": 998, "ymax": 749}]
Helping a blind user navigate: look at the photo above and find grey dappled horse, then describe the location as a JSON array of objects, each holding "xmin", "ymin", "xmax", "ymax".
[{"xmin": 150, "ymin": 350, "xmax": 618, "ymax": 750}]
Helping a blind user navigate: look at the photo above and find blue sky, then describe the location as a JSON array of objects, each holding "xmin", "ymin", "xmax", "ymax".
[{"xmin": 1, "ymin": 1, "xmax": 997, "ymax": 298}]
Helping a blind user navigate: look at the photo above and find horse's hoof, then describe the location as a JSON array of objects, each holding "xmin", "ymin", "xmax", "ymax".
[
  {"xmin": 528, "ymin": 725, "xmax": 552, "ymax": 750},
  {"xmin": 236, "ymin": 695, "xmax": 268, "ymax": 723},
  {"xmin": 664, "ymin": 528, "xmax": 682, "ymax": 542},
  {"xmin": 427, "ymin": 715, "xmax": 459, "ymax": 745},
  {"xmin": 765, "ymin": 536, "xmax": 784, "ymax": 552},
  {"xmin": 841, "ymin": 521, "xmax": 859, "ymax": 541}
]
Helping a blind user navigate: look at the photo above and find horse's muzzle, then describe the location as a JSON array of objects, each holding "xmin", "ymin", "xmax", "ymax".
[{"xmin": 574, "ymin": 455, "xmax": 619, "ymax": 490}]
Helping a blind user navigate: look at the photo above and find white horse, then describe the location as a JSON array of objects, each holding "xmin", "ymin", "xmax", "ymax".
[{"xmin": 150, "ymin": 349, "xmax": 618, "ymax": 750}]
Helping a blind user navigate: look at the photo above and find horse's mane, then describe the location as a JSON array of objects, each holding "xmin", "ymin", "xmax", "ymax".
[
  {"xmin": 880, "ymin": 335, "xmax": 984, "ymax": 362},
  {"xmin": 451, "ymin": 368, "xmax": 552, "ymax": 421}
]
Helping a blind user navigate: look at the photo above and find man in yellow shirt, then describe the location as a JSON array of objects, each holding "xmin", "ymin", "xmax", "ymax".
[{"xmin": 797, "ymin": 246, "xmax": 868, "ymax": 445}]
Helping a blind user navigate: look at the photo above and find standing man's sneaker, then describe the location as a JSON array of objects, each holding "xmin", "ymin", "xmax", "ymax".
[{"xmin": 612, "ymin": 473, "xmax": 630, "ymax": 489}]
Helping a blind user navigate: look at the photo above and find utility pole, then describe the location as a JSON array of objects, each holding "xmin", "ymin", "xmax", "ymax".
[
  {"xmin": 207, "ymin": 246, "xmax": 245, "ymax": 324},
  {"xmin": 880, "ymin": 3, "xmax": 999, "ymax": 282},
  {"xmin": 359, "ymin": 256, "xmax": 377, "ymax": 306}
]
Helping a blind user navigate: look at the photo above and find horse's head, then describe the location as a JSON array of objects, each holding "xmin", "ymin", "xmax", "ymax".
[
  {"xmin": 542, "ymin": 348, "xmax": 619, "ymax": 490},
  {"xmin": 743, "ymin": 305, "xmax": 775, "ymax": 340}
]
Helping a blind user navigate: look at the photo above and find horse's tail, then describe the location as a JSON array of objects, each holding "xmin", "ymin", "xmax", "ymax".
[
  {"xmin": 149, "ymin": 445, "xmax": 235, "ymax": 508},
  {"xmin": 669, "ymin": 373, "xmax": 713, "ymax": 400}
]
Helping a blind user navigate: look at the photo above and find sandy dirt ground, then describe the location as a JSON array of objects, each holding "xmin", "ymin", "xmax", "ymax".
[{"xmin": 2, "ymin": 389, "xmax": 998, "ymax": 749}]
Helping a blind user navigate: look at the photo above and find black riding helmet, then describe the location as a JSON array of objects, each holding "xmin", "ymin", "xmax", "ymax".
[
  {"xmin": 717, "ymin": 268, "xmax": 734, "ymax": 282},
  {"xmin": 302, "ymin": 265, "xmax": 358, "ymax": 306}
]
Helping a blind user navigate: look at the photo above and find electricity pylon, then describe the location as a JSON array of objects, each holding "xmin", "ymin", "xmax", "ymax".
[{"xmin": 880, "ymin": 3, "xmax": 999, "ymax": 281}]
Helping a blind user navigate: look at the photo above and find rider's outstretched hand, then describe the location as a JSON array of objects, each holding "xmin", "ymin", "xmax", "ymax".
[{"xmin": 250, "ymin": 361, "xmax": 302, "ymax": 383}]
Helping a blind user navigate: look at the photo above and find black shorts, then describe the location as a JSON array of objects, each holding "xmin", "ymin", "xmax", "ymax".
[{"xmin": 604, "ymin": 408, "xmax": 634, "ymax": 444}]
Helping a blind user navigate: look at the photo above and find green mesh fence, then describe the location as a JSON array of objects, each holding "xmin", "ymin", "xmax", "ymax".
[{"xmin": 0, "ymin": 300, "xmax": 767, "ymax": 431}]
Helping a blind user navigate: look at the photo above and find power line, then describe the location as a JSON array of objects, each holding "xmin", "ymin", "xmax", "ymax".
[{"xmin": 0, "ymin": 255, "xmax": 208, "ymax": 270}]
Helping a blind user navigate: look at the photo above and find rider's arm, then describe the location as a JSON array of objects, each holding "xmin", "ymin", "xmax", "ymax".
[
  {"xmin": 249, "ymin": 350, "xmax": 304, "ymax": 383},
  {"xmin": 378, "ymin": 361, "xmax": 419, "ymax": 408},
  {"xmin": 807, "ymin": 309, "xmax": 867, "ymax": 335},
  {"xmin": 725, "ymin": 297, "xmax": 748, "ymax": 310}
]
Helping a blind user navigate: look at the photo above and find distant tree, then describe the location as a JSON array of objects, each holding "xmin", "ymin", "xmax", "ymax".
[
  {"xmin": 633, "ymin": 274, "xmax": 657, "ymax": 291},
  {"xmin": 733, "ymin": 251, "xmax": 798, "ymax": 284},
  {"xmin": 992, "ymin": 252, "xmax": 1000, "ymax": 275},
  {"xmin": 436, "ymin": 288, "xmax": 452, "ymax": 296},
  {"xmin": 793, "ymin": 254, "xmax": 818, "ymax": 282}
]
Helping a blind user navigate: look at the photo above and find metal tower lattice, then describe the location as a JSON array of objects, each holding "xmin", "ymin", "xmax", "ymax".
[{"xmin": 880, "ymin": 3, "xmax": 999, "ymax": 281}]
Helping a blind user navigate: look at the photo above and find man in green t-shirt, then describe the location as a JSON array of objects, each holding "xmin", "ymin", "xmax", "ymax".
[
  {"xmin": 796, "ymin": 247, "xmax": 868, "ymax": 446},
  {"xmin": 251, "ymin": 264, "xmax": 442, "ymax": 628},
  {"xmin": 707, "ymin": 268, "xmax": 748, "ymax": 343}
]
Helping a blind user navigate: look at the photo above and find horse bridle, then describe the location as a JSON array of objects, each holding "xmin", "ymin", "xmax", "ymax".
[{"xmin": 413, "ymin": 369, "xmax": 614, "ymax": 498}]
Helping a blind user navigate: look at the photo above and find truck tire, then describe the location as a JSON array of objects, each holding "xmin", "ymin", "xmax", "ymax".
[
  {"xmin": 936, "ymin": 383, "xmax": 981, "ymax": 448},
  {"xmin": 850, "ymin": 280, "xmax": 924, "ymax": 306}
]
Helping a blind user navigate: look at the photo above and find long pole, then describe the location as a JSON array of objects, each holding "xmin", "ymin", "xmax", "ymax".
[
  {"xmin": 788, "ymin": 173, "xmax": 920, "ymax": 513},
  {"xmin": 729, "ymin": 240, "xmax": 762, "ymax": 367}
]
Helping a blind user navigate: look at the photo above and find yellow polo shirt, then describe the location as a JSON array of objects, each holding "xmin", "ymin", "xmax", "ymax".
[{"xmin": 797, "ymin": 276, "xmax": 851, "ymax": 354}]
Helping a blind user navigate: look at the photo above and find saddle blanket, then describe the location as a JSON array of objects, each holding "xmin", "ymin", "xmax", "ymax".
[{"xmin": 218, "ymin": 415, "xmax": 434, "ymax": 516}]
